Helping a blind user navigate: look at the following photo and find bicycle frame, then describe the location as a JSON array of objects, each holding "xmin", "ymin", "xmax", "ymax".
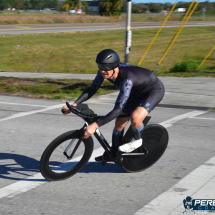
[
  {"xmin": 65, "ymin": 102, "xmax": 151, "ymax": 165},
  {"xmin": 81, "ymin": 115, "xmax": 151, "ymax": 164}
]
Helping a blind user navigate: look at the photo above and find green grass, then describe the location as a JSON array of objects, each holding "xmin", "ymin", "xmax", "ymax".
[
  {"xmin": 166, "ymin": 58, "xmax": 215, "ymax": 76},
  {"xmin": 192, "ymin": 10, "xmax": 215, "ymax": 17},
  {"xmin": 0, "ymin": 26, "xmax": 214, "ymax": 76},
  {"xmin": 169, "ymin": 58, "xmax": 201, "ymax": 73},
  {"xmin": 0, "ymin": 77, "xmax": 117, "ymax": 100}
]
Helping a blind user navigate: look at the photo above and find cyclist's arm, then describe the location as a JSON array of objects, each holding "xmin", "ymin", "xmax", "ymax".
[
  {"xmin": 97, "ymin": 79, "xmax": 133, "ymax": 127},
  {"xmin": 75, "ymin": 71, "xmax": 104, "ymax": 105}
]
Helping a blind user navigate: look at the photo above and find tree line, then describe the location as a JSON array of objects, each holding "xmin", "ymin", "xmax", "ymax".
[
  {"xmin": 0, "ymin": 0, "xmax": 215, "ymax": 14},
  {"xmin": 131, "ymin": 1, "xmax": 215, "ymax": 13},
  {"xmin": 0, "ymin": 0, "xmax": 59, "ymax": 10}
]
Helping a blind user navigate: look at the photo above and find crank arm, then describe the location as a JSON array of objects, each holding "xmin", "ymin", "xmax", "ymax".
[{"xmin": 121, "ymin": 153, "xmax": 145, "ymax": 156}]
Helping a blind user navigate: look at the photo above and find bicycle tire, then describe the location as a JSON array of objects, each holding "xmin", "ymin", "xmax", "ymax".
[
  {"xmin": 40, "ymin": 130, "xmax": 94, "ymax": 181},
  {"xmin": 121, "ymin": 124, "xmax": 168, "ymax": 173}
]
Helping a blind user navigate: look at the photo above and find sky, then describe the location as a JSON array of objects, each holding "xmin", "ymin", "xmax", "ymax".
[{"xmin": 132, "ymin": 0, "xmax": 215, "ymax": 3}]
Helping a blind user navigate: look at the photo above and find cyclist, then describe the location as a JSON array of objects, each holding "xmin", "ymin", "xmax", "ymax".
[{"xmin": 62, "ymin": 49, "xmax": 165, "ymax": 162}]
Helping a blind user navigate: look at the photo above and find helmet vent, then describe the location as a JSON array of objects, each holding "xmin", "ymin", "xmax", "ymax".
[{"xmin": 105, "ymin": 55, "xmax": 112, "ymax": 60}]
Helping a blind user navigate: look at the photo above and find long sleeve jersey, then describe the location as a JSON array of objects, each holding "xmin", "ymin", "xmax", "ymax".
[{"xmin": 75, "ymin": 64, "xmax": 160, "ymax": 127}]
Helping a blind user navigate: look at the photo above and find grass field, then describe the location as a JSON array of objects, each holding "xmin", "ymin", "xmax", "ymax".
[
  {"xmin": 0, "ymin": 26, "xmax": 214, "ymax": 76},
  {"xmin": 0, "ymin": 12, "xmax": 214, "ymax": 25},
  {"xmin": 0, "ymin": 77, "xmax": 117, "ymax": 100}
]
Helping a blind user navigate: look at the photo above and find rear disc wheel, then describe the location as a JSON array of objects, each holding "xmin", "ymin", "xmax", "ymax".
[{"xmin": 121, "ymin": 124, "xmax": 168, "ymax": 173}]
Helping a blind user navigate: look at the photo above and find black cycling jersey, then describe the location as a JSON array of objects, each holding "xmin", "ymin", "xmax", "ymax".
[{"xmin": 75, "ymin": 64, "xmax": 164, "ymax": 127}]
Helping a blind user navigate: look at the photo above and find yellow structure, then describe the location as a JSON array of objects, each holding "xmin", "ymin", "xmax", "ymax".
[
  {"xmin": 138, "ymin": 3, "xmax": 177, "ymax": 66},
  {"xmin": 196, "ymin": 45, "xmax": 215, "ymax": 72},
  {"xmin": 154, "ymin": 1, "xmax": 199, "ymax": 73}
]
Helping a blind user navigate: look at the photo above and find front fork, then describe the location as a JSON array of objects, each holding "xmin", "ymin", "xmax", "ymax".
[{"xmin": 63, "ymin": 122, "xmax": 87, "ymax": 160}]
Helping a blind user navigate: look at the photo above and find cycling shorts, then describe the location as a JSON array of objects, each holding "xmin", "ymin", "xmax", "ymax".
[{"xmin": 122, "ymin": 78, "xmax": 165, "ymax": 116}]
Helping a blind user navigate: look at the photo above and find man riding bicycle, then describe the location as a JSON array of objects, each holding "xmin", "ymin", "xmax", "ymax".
[{"xmin": 62, "ymin": 49, "xmax": 165, "ymax": 162}]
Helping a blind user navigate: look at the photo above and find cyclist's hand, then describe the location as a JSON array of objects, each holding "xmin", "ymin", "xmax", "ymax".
[
  {"xmin": 61, "ymin": 103, "xmax": 77, "ymax": 115},
  {"xmin": 83, "ymin": 122, "xmax": 99, "ymax": 139},
  {"xmin": 61, "ymin": 105, "xmax": 70, "ymax": 115}
]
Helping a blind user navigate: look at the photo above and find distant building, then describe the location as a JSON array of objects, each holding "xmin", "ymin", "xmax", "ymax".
[
  {"xmin": 82, "ymin": 0, "xmax": 100, "ymax": 15},
  {"xmin": 174, "ymin": 8, "xmax": 186, "ymax": 12}
]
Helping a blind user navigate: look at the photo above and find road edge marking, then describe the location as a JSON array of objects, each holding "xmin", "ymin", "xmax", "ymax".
[
  {"xmin": 0, "ymin": 147, "xmax": 104, "ymax": 199},
  {"xmin": 0, "ymin": 104, "xmax": 63, "ymax": 122},
  {"xmin": 134, "ymin": 156, "xmax": 215, "ymax": 215}
]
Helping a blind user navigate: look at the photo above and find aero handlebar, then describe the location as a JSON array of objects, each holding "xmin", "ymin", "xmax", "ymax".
[
  {"xmin": 64, "ymin": 102, "xmax": 97, "ymax": 119},
  {"xmin": 62, "ymin": 102, "xmax": 127, "ymax": 121}
]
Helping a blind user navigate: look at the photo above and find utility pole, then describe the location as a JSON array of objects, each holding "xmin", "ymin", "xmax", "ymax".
[{"xmin": 124, "ymin": 0, "xmax": 132, "ymax": 64}]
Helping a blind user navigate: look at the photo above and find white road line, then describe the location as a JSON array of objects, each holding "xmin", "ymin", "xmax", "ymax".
[
  {"xmin": 134, "ymin": 156, "xmax": 215, "ymax": 215},
  {"xmin": 0, "ymin": 104, "xmax": 63, "ymax": 122},
  {"xmin": 0, "ymin": 102, "xmax": 48, "ymax": 108},
  {"xmin": 0, "ymin": 147, "xmax": 104, "ymax": 199},
  {"xmin": 189, "ymin": 116, "xmax": 215, "ymax": 120},
  {"xmin": 159, "ymin": 110, "xmax": 207, "ymax": 128},
  {"xmin": 134, "ymin": 110, "xmax": 215, "ymax": 215},
  {"xmin": 0, "ymin": 110, "xmax": 208, "ymax": 199}
]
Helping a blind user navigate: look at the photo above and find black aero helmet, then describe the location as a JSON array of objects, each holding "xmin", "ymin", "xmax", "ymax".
[{"xmin": 96, "ymin": 49, "xmax": 120, "ymax": 71}]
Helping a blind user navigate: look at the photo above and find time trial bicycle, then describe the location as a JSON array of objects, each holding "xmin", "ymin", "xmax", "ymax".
[{"xmin": 40, "ymin": 102, "xmax": 169, "ymax": 181}]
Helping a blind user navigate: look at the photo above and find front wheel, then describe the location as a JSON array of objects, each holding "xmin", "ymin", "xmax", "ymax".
[
  {"xmin": 121, "ymin": 124, "xmax": 168, "ymax": 173},
  {"xmin": 40, "ymin": 130, "xmax": 94, "ymax": 181}
]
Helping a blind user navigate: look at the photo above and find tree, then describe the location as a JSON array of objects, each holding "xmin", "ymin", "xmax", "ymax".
[
  {"xmin": 14, "ymin": 0, "xmax": 25, "ymax": 10},
  {"xmin": 132, "ymin": 3, "xmax": 149, "ymax": 13},
  {"xmin": 0, "ymin": 0, "xmax": 5, "ymax": 10},
  {"xmin": 121, "ymin": 0, "xmax": 127, "ymax": 13},
  {"xmin": 163, "ymin": 2, "xmax": 172, "ymax": 11},
  {"xmin": 101, "ymin": 0, "xmax": 123, "ymax": 16},
  {"xmin": 3, "ymin": 0, "xmax": 15, "ymax": 9},
  {"xmin": 29, "ymin": 0, "xmax": 38, "ymax": 9},
  {"xmin": 62, "ymin": 0, "xmax": 87, "ymax": 11},
  {"xmin": 102, "ymin": 0, "xmax": 113, "ymax": 12},
  {"xmin": 62, "ymin": 0, "xmax": 75, "ymax": 11},
  {"xmin": 149, "ymin": 3, "xmax": 163, "ymax": 13},
  {"xmin": 82, "ymin": 1, "xmax": 88, "ymax": 12},
  {"xmin": 112, "ymin": 0, "xmax": 123, "ymax": 11}
]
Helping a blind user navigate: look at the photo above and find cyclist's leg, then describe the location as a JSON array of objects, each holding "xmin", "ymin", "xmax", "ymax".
[
  {"xmin": 95, "ymin": 114, "xmax": 130, "ymax": 163},
  {"xmin": 131, "ymin": 106, "xmax": 148, "ymax": 140},
  {"xmin": 119, "ymin": 83, "xmax": 165, "ymax": 152},
  {"xmin": 95, "ymin": 112, "xmax": 129, "ymax": 163},
  {"xmin": 115, "ymin": 112, "xmax": 129, "ymax": 131},
  {"xmin": 113, "ymin": 94, "xmax": 141, "ymax": 149},
  {"xmin": 131, "ymin": 79, "xmax": 165, "ymax": 139},
  {"xmin": 112, "ymin": 111, "xmax": 129, "ymax": 148}
]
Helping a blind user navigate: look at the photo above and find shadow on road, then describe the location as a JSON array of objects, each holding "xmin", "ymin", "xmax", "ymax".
[
  {"xmin": 0, "ymin": 153, "xmax": 126, "ymax": 181},
  {"xmin": 79, "ymin": 162, "xmax": 127, "ymax": 173},
  {"xmin": 0, "ymin": 153, "xmax": 40, "ymax": 181}
]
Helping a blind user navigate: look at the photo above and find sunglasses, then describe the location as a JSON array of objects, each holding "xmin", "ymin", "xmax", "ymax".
[{"xmin": 97, "ymin": 63, "xmax": 112, "ymax": 71}]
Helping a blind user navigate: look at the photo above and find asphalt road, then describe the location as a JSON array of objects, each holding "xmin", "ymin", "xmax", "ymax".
[
  {"xmin": 0, "ymin": 21, "xmax": 214, "ymax": 34},
  {"xmin": 0, "ymin": 77, "xmax": 215, "ymax": 214}
]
